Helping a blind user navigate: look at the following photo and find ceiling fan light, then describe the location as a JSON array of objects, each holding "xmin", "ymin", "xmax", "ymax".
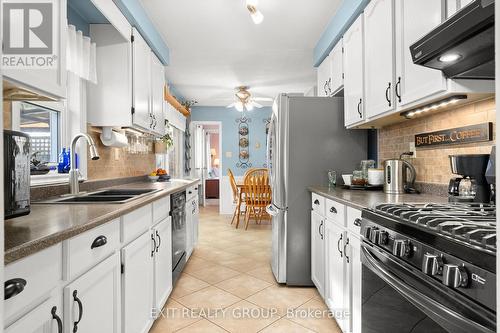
[{"xmin": 250, "ymin": 9, "xmax": 264, "ymax": 24}]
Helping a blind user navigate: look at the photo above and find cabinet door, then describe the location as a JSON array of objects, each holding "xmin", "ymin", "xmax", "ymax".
[
  {"xmin": 329, "ymin": 40, "xmax": 344, "ymax": 95},
  {"xmin": 64, "ymin": 253, "xmax": 121, "ymax": 333},
  {"xmin": 132, "ymin": 28, "xmax": 152, "ymax": 130},
  {"xmin": 185, "ymin": 202, "xmax": 193, "ymax": 259},
  {"xmin": 364, "ymin": 0, "xmax": 395, "ymax": 118},
  {"xmin": 192, "ymin": 198, "xmax": 199, "ymax": 247},
  {"xmin": 324, "ymin": 220, "xmax": 345, "ymax": 330},
  {"xmin": 316, "ymin": 56, "xmax": 330, "ymax": 97},
  {"xmin": 150, "ymin": 52, "xmax": 165, "ymax": 135},
  {"xmin": 310, "ymin": 211, "xmax": 325, "ymax": 297},
  {"xmin": 349, "ymin": 236, "xmax": 362, "ymax": 333},
  {"xmin": 6, "ymin": 295, "xmax": 63, "ymax": 333},
  {"xmin": 122, "ymin": 231, "xmax": 154, "ymax": 333},
  {"xmin": 2, "ymin": 0, "xmax": 67, "ymax": 99},
  {"xmin": 153, "ymin": 218, "xmax": 172, "ymax": 315},
  {"xmin": 344, "ymin": 15, "xmax": 365, "ymax": 127},
  {"xmin": 395, "ymin": 0, "xmax": 446, "ymax": 106}
]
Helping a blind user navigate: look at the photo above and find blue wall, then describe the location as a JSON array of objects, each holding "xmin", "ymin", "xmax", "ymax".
[
  {"xmin": 191, "ymin": 106, "xmax": 272, "ymax": 176},
  {"xmin": 314, "ymin": 0, "xmax": 370, "ymax": 67}
]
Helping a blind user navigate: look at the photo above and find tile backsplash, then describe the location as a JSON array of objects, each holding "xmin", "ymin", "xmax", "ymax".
[
  {"xmin": 87, "ymin": 128, "xmax": 156, "ymax": 180},
  {"xmin": 378, "ymin": 98, "xmax": 495, "ymax": 185}
]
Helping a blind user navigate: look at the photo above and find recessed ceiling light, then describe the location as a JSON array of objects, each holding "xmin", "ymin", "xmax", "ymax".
[{"xmin": 438, "ymin": 53, "xmax": 462, "ymax": 63}]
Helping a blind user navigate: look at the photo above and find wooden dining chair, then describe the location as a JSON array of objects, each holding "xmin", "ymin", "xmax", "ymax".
[
  {"xmin": 228, "ymin": 169, "xmax": 244, "ymax": 226},
  {"xmin": 243, "ymin": 168, "xmax": 272, "ymax": 230}
]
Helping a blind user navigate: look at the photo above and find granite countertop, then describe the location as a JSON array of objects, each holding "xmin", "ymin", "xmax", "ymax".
[
  {"xmin": 5, "ymin": 179, "xmax": 199, "ymax": 265},
  {"xmin": 308, "ymin": 186, "xmax": 448, "ymax": 210}
]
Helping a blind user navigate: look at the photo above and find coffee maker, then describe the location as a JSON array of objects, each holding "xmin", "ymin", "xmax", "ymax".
[{"xmin": 448, "ymin": 154, "xmax": 491, "ymax": 203}]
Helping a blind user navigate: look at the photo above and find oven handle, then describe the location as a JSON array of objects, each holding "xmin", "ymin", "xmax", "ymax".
[{"xmin": 361, "ymin": 244, "xmax": 495, "ymax": 333}]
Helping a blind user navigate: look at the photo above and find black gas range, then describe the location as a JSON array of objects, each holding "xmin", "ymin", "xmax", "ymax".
[{"xmin": 360, "ymin": 202, "xmax": 496, "ymax": 333}]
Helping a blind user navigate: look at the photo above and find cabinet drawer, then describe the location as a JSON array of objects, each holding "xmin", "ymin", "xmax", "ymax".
[
  {"xmin": 64, "ymin": 219, "xmax": 120, "ymax": 281},
  {"xmin": 347, "ymin": 207, "xmax": 362, "ymax": 235},
  {"xmin": 311, "ymin": 193, "xmax": 326, "ymax": 216},
  {"xmin": 186, "ymin": 184, "xmax": 198, "ymax": 200},
  {"xmin": 325, "ymin": 199, "xmax": 345, "ymax": 226},
  {"xmin": 153, "ymin": 196, "xmax": 171, "ymax": 225},
  {"xmin": 121, "ymin": 204, "xmax": 152, "ymax": 244},
  {"xmin": 5, "ymin": 244, "xmax": 62, "ymax": 324}
]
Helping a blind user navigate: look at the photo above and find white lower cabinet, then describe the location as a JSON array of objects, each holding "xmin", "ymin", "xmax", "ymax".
[
  {"xmin": 311, "ymin": 211, "xmax": 325, "ymax": 298},
  {"xmin": 186, "ymin": 192, "xmax": 200, "ymax": 259},
  {"xmin": 346, "ymin": 235, "xmax": 362, "ymax": 333},
  {"xmin": 324, "ymin": 219, "xmax": 346, "ymax": 331},
  {"xmin": 5, "ymin": 294, "xmax": 63, "ymax": 333},
  {"xmin": 64, "ymin": 252, "xmax": 121, "ymax": 333},
  {"xmin": 122, "ymin": 231, "xmax": 155, "ymax": 333},
  {"xmin": 153, "ymin": 218, "xmax": 173, "ymax": 316},
  {"xmin": 311, "ymin": 194, "xmax": 363, "ymax": 333}
]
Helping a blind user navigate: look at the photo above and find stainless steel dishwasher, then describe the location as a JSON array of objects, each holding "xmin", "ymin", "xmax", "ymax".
[{"xmin": 171, "ymin": 191, "xmax": 187, "ymax": 285}]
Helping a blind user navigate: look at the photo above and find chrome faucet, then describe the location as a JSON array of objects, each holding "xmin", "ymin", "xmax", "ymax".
[{"xmin": 69, "ymin": 133, "xmax": 100, "ymax": 195}]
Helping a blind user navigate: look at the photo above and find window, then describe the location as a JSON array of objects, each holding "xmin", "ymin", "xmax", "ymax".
[{"xmin": 18, "ymin": 102, "xmax": 61, "ymax": 164}]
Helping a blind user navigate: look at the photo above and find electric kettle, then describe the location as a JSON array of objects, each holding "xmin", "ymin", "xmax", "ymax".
[{"xmin": 383, "ymin": 159, "xmax": 417, "ymax": 194}]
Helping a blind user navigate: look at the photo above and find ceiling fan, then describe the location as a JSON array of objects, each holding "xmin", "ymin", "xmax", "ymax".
[
  {"xmin": 246, "ymin": 0, "xmax": 264, "ymax": 24},
  {"xmin": 226, "ymin": 86, "xmax": 272, "ymax": 112}
]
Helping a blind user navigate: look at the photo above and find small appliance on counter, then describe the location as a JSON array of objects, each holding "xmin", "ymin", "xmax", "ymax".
[
  {"xmin": 383, "ymin": 158, "xmax": 417, "ymax": 194},
  {"xmin": 4, "ymin": 130, "xmax": 31, "ymax": 219},
  {"xmin": 448, "ymin": 154, "xmax": 491, "ymax": 203}
]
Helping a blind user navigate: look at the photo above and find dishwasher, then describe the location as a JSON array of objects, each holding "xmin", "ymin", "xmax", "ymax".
[{"xmin": 170, "ymin": 191, "xmax": 187, "ymax": 285}]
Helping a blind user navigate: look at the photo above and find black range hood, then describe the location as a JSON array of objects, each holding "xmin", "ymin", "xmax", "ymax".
[{"xmin": 410, "ymin": 0, "xmax": 494, "ymax": 79}]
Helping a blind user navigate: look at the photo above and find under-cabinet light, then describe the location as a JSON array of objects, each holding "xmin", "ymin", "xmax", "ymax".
[{"xmin": 400, "ymin": 95, "xmax": 467, "ymax": 119}]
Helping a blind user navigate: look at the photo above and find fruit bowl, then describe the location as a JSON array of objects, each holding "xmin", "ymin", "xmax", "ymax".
[{"xmin": 148, "ymin": 175, "xmax": 159, "ymax": 182}]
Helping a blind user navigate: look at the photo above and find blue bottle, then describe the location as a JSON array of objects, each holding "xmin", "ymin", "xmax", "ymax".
[
  {"xmin": 63, "ymin": 149, "xmax": 71, "ymax": 173},
  {"xmin": 57, "ymin": 148, "xmax": 66, "ymax": 173}
]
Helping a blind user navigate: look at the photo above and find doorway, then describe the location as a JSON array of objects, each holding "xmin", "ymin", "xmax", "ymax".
[{"xmin": 190, "ymin": 121, "xmax": 222, "ymax": 210}]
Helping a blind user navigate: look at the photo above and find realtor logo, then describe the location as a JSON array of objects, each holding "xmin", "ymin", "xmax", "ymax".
[{"xmin": 2, "ymin": 1, "xmax": 57, "ymax": 68}]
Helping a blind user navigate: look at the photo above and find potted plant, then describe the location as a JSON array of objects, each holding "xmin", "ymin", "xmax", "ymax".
[
  {"xmin": 154, "ymin": 122, "xmax": 174, "ymax": 153},
  {"xmin": 180, "ymin": 99, "xmax": 198, "ymax": 111}
]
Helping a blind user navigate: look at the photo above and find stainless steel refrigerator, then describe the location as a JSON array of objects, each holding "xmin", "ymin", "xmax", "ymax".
[{"xmin": 266, "ymin": 94, "xmax": 367, "ymax": 286}]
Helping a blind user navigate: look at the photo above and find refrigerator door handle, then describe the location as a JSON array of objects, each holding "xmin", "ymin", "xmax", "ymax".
[{"xmin": 266, "ymin": 204, "xmax": 279, "ymax": 217}]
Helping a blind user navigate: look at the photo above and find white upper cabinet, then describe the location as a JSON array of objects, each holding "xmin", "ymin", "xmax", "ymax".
[
  {"xmin": 88, "ymin": 22, "xmax": 165, "ymax": 136},
  {"xmin": 343, "ymin": 14, "xmax": 365, "ymax": 127},
  {"xmin": 150, "ymin": 52, "xmax": 166, "ymax": 135},
  {"xmin": 316, "ymin": 54, "xmax": 331, "ymax": 97},
  {"xmin": 329, "ymin": 40, "xmax": 344, "ymax": 95},
  {"xmin": 132, "ymin": 28, "xmax": 152, "ymax": 131},
  {"xmin": 2, "ymin": 0, "xmax": 67, "ymax": 99},
  {"xmin": 364, "ymin": 0, "xmax": 396, "ymax": 119},
  {"xmin": 395, "ymin": 0, "xmax": 446, "ymax": 106}
]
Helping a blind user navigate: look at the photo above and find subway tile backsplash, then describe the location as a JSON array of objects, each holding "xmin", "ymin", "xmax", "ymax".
[{"xmin": 378, "ymin": 98, "xmax": 495, "ymax": 185}]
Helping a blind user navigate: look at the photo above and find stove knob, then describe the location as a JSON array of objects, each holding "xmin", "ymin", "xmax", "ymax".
[
  {"xmin": 422, "ymin": 253, "xmax": 443, "ymax": 276},
  {"xmin": 442, "ymin": 264, "xmax": 468, "ymax": 288},
  {"xmin": 378, "ymin": 231, "xmax": 389, "ymax": 245},
  {"xmin": 363, "ymin": 227, "xmax": 373, "ymax": 239},
  {"xmin": 393, "ymin": 239, "xmax": 410, "ymax": 257},
  {"xmin": 370, "ymin": 229, "xmax": 380, "ymax": 244}
]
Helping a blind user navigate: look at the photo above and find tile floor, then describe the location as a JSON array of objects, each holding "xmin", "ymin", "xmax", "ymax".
[{"xmin": 150, "ymin": 206, "xmax": 342, "ymax": 333}]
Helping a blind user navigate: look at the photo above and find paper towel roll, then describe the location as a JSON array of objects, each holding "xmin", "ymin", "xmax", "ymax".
[{"xmin": 100, "ymin": 127, "xmax": 128, "ymax": 148}]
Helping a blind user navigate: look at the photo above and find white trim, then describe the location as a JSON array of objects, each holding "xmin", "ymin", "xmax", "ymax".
[{"xmin": 190, "ymin": 121, "xmax": 223, "ymax": 213}]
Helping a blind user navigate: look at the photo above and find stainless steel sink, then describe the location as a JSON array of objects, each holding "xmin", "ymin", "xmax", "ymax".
[{"xmin": 35, "ymin": 188, "xmax": 161, "ymax": 204}]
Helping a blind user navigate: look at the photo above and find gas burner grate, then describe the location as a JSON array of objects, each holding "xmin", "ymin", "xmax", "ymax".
[{"xmin": 373, "ymin": 203, "xmax": 497, "ymax": 251}]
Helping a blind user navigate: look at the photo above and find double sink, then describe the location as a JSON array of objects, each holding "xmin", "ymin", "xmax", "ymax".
[{"xmin": 36, "ymin": 188, "xmax": 161, "ymax": 204}]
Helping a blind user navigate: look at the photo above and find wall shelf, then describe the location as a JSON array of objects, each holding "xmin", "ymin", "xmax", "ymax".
[{"xmin": 163, "ymin": 86, "xmax": 190, "ymax": 117}]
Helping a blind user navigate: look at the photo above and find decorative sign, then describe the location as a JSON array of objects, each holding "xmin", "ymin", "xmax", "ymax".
[{"xmin": 415, "ymin": 123, "xmax": 493, "ymax": 148}]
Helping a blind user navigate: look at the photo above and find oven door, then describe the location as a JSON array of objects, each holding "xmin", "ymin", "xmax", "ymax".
[{"xmin": 361, "ymin": 242, "xmax": 496, "ymax": 333}]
